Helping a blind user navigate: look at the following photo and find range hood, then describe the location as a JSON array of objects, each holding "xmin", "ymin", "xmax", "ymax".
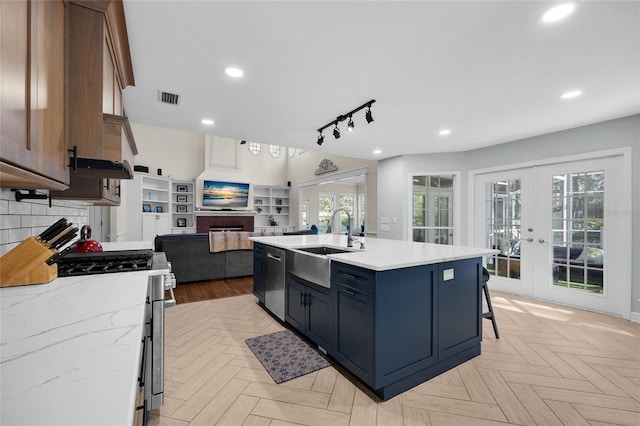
[
  {"xmin": 68, "ymin": 114, "xmax": 137, "ymax": 180},
  {"xmin": 69, "ymin": 157, "xmax": 133, "ymax": 179}
]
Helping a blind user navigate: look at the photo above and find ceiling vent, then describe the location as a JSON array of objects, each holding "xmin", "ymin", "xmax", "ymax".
[{"xmin": 158, "ymin": 90, "xmax": 180, "ymax": 105}]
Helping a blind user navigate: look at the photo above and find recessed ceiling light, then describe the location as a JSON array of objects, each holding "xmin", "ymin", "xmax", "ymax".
[
  {"xmin": 201, "ymin": 119, "xmax": 215, "ymax": 125},
  {"xmin": 439, "ymin": 129, "xmax": 452, "ymax": 136},
  {"xmin": 225, "ymin": 67, "xmax": 244, "ymax": 78},
  {"xmin": 542, "ymin": 1, "xmax": 577, "ymax": 23},
  {"xmin": 561, "ymin": 90, "xmax": 583, "ymax": 99},
  {"xmin": 373, "ymin": 149, "xmax": 382, "ymax": 155}
]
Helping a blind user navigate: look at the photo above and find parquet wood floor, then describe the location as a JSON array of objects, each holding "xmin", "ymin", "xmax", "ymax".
[{"xmin": 151, "ymin": 284, "xmax": 640, "ymax": 426}]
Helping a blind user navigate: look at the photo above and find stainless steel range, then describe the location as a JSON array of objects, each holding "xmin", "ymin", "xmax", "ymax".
[
  {"xmin": 56, "ymin": 250, "xmax": 154, "ymax": 276},
  {"xmin": 54, "ymin": 249, "xmax": 175, "ymax": 418}
]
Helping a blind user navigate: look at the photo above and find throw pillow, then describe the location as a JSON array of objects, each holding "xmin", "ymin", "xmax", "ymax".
[{"xmin": 576, "ymin": 247, "xmax": 604, "ymax": 264}]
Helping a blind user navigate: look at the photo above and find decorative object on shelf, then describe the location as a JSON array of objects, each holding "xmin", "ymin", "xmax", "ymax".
[
  {"xmin": 255, "ymin": 199, "xmax": 262, "ymax": 205},
  {"xmin": 275, "ymin": 198, "xmax": 282, "ymax": 205},
  {"xmin": 143, "ymin": 204, "xmax": 152, "ymax": 212},
  {"xmin": 316, "ymin": 99, "xmax": 375, "ymax": 146},
  {"xmin": 315, "ymin": 159, "xmax": 338, "ymax": 175},
  {"xmin": 267, "ymin": 215, "xmax": 278, "ymax": 226},
  {"xmin": 148, "ymin": 192, "xmax": 155, "ymax": 200},
  {"xmin": 176, "ymin": 195, "xmax": 187, "ymax": 202},
  {"xmin": 157, "ymin": 168, "xmax": 162, "ymax": 176},
  {"xmin": 256, "ymin": 207, "xmax": 263, "ymax": 213},
  {"xmin": 276, "ymin": 207, "xmax": 282, "ymax": 214},
  {"xmin": 176, "ymin": 205, "xmax": 187, "ymax": 213},
  {"xmin": 176, "ymin": 185, "xmax": 188, "ymax": 192},
  {"xmin": 156, "ymin": 206, "xmax": 163, "ymax": 213},
  {"xmin": 177, "ymin": 218, "xmax": 187, "ymax": 227}
]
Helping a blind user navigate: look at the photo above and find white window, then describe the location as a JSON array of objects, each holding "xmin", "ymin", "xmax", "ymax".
[
  {"xmin": 248, "ymin": 142, "xmax": 261, "ymax": 155},
  {"xmin": 412, "ymin": 174, "xmax": 455, "ymax": 245},
  {"xmin": 288, "ymin": 147, "xmax": 296, "ymax": 158},
  {"xmin": 268, "ymin": 145, "xmax": 281, "ymax": 158}
]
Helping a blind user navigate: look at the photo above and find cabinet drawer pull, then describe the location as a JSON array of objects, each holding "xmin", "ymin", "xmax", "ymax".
[
  {"xmin": 340, "ymin": 272, "xmax": 357, "ymax": 280},
  {"xmin": 341, "ymin": 288, "xmax": 356, "ymax": 296}
]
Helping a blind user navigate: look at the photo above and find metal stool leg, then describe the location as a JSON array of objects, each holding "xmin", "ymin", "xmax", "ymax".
[{"xmin": 482, "ymin": 268, "xmax": 500, "ymax": 339}]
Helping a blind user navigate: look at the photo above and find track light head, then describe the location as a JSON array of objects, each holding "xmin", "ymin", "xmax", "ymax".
[
  {"xmin": 365, "ymin": 106, "xmax": 374, "ymax": 123},
  {"xmin": 317, "ymin": 133, "xmax": 324, "ymax": 146},
  {"xmin": 240, "ymin": 140, "xmax": 247, "ymax": 144},
  {"xmin": 333, "ymin": 123, "xmax": 341, "ymax": 139},
  {"xmin": 347, "ymin": 116, "xmax": 354, "ymax": 132}
]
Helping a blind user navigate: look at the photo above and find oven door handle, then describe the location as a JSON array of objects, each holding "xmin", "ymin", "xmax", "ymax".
[{"xmin": 165, "ymin": 286, "xmax": 176, "ymax": 308}]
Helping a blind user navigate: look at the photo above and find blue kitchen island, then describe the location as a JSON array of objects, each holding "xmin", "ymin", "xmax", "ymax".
[{"xmin": 250, "ymin": 234, "xmax": 498, "ymax": 400}]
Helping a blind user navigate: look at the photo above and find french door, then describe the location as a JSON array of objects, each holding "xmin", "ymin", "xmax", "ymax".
[{"xmin": 474, "ymin": 154, "xmax": 629, "ymax": 317}]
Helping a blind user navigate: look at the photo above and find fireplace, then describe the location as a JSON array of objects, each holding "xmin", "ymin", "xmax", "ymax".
[
  {"xmin": 210, "ymin": 225, "xmax": 244, "ymax": 232},
  {"xmin": 196, "ymin": 214, "xmax": 254, "ymax": 233}
]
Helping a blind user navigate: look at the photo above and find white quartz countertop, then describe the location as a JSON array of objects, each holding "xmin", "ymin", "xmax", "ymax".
[
  {"xmin": 0, "ymin": 270, "xmax": 150, "ymax": 426},
  {"xmin": 249, "ymin": 234, "xmax": 498, "ymax": 271}
]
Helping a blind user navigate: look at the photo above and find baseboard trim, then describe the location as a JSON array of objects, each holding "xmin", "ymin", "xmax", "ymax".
[{"xmin": 630, "ymin": 311, "xmax": 640, "ymax": 323}]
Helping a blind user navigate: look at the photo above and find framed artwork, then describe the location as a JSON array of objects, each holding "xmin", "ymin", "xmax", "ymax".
[
  {"xmin": 177, "ymin": 218, "xmax": 187, "ymax": 227},
  {"xmin": 156, "ymin": 206, "xmax": 163, "ymax": 213},
  {"xmin": 176, "ymin": 194, "xmax": 187, "ymax": 202},
  {"xmin": 177, "ymin": 205, "xmax": 187, "ymax": 213},
  {"xmin": 176, "ymin": 185, "xmax": 188, "ymax": 192},
  {"xmin": 142, "ymin": 204, "xmax": 152, "ymax": 212},
  {"xmin": 255, "ymin": 199, "xmax": 262, "ymax": 205}
]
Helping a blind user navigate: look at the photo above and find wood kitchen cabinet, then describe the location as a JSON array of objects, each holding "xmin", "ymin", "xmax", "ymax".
[
  {"xmin": 50, "ymin": 176, "xmax": 121, "ymax": 206},
  {"xmin": 0, "ymin": 0, "xmax": 69, "ymax": 190},
  {"xmin": 66, "ymin": 1, "xmax": 137, "ymax": 178}
]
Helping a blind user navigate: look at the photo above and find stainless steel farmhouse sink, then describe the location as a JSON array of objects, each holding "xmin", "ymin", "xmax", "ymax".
[
  {"xmin": 287, "ymin": 246, "xmax": 356, "ymax": 288},
  {"xmin": 296, "ymin": 246, "xmax": 354, "ymax": 255}
]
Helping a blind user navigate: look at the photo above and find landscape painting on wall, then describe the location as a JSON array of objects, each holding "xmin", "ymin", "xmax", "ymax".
[{"xmin": 202, "ymin": 180, "xmax": 251, "ymax": 209}]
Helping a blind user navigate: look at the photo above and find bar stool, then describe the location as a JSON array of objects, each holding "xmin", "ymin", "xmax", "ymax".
[{"xmin": 482, "ymin": 267, "xmax": 500, "ymax": 338}]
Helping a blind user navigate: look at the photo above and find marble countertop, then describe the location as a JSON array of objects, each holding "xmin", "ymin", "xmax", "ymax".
[
  {"xmin": 249, "ymin": 234, "xmax": 498, "ymax": 271},
  {"xmin": 1, "ymin": 270, "xmax": 150, "ymax": 426}
]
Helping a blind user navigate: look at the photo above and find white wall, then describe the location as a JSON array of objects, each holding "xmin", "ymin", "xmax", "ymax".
[{"xmin": 377, "ymin": 114, "xmax": 640, "ymax": 317}]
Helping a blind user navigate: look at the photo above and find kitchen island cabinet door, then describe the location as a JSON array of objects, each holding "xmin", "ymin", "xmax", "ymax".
[
  {"xmin": 334, "ymin": 282, "xmax": 374, "ymax": 386},
  {"xmin": 0, "ymin": 0, "xmax": 68, "ymax": 190},
  {"xmin": 305, "ymin": 285, "xmax": 333, "ymax": 352},
  {"xmin": 284, "ymin": 275, "xmax": 334, "ymax": 351},
  {"xmin": 437, "ymin": 258, "xmax": 482, "ymax": 360},
  {"xmin": 285, "ymin": 276, "xmax": 306, "ymax": 333}
]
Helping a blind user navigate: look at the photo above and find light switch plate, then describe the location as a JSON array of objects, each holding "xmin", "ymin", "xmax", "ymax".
[
  {"xmin": 443, "ymin": 268, "xmax": 454, "ymax": 281},
  {"xmin": 380, "ymin": 223, "xmax": 390, "ymax": 231}
]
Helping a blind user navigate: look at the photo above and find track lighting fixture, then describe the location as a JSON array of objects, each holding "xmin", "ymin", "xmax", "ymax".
[
  {"xmin": 316, "ymin": 99, "xmax": 375, "ymax": 146},
  {"xmin": 365, "ymin": 106, "xmax": 374, "ymax": 123}
]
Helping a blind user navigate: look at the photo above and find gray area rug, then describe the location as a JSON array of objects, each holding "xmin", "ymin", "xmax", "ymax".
[{"xmin": 245, "ymin": 329, "xmax": 331, "ymax": 384}]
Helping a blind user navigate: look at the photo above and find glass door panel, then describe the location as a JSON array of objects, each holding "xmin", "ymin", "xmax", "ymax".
[
  {"xmin": 474, "ymin": 168, "xmax": 534, "ymax": 297},
  {"xmin": 550, "ymin": 171, "xmax": 604, "ymax": 294}
]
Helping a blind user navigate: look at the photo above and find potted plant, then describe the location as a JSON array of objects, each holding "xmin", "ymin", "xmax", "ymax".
[{"xmin": 267, "ymin": 215, "xmax": 278, "ymax": 226}]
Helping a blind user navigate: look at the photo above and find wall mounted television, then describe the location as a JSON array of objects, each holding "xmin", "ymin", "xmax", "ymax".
[{"xmin": 199, "ymin": 180, "xmax": 252, "ymax": 210}]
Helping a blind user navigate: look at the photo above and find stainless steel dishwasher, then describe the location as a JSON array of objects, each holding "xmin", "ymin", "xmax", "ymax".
[{"xmin": 265, "ymin": 246, "xmax": 286, "ymax": 321}]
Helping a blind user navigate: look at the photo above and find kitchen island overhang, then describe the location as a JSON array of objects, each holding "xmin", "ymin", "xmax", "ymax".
[{"xmin": 250, "ymin": 234, "xmax": 498, "ymax": 400}]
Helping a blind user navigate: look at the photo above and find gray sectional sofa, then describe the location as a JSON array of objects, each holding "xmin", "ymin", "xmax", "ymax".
[
  {"xmin": 154, "ymin": 233, "xmax": 253, "ymax": 284},
  {"xmin": 154, "ymin": 229, "xmax": 316, "ymax": 284}
]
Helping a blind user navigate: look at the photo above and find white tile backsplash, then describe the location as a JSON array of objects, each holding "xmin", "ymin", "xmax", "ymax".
[{"xmin": 0, "ymin": 188, "xmax": 89, "ymax": 256}]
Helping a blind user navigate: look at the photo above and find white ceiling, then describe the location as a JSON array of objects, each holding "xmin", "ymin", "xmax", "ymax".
[{"xmin": 122, "ymin": 1, "xmax": 639, "ymax": 161}]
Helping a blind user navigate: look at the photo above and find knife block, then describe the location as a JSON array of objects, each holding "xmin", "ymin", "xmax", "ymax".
[{"xmin": 0, "ymin": 237, "xmax": 58, "ymax": 287}]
